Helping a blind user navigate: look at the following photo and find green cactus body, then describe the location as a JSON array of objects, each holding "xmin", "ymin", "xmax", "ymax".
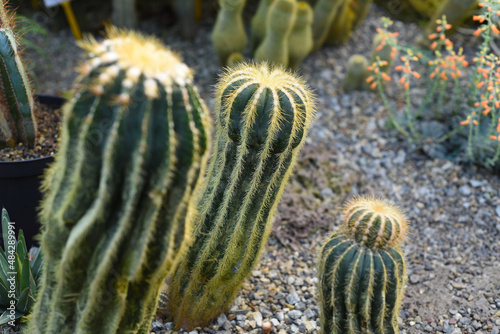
[
  {"xmin": 351, "ymin": 0, "xmax": 373, "ymax": 29},
  {"xmin": 325, "ymin": 0, "xmax": 356, "ymax": 45},
  {"xmin": 370, "ymin": 32, "xmax": 396, "ymax": 73},
  {"xmin": 288, "ymin": 1, "xmax": 313, "ymax": 70},
  {"xmin": 317, "ymin": 197, "xmax": 408, "ymax": 334},
  {"xmin": 343, "ymin": 54, "xmax": 368, "ymax": 92},
  {"xmin": 28, "ymin": 28, "xmax": 211, "ymax": 334},
  {"xmin": 167, "ymin": 63, "xmax": 316, "ymax": 330},
  {"xmin": 311, "ymin": 0, "xmax": 343, "ymax": 51},
  {"xmin": 255, "ymin": 0, "xmax": 297, "ymax": 67},
  {"xmin": 111, "ymin": 0, "xmax": 137, "ymax": 28},
  {"xmin": 212, "ymin": 0, "xmax": 247, "ymax": 66},
  {"xmin": 0, "ymin": 2, "xmax": 36, "ymax": 149},
  {"xmin": 250, "ymin": 0, "xmax": 275, "ymax": 53}
]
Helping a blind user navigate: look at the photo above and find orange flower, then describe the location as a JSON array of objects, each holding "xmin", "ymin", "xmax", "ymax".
[
  {"xmin": 381, "ymin": 73, "xmax": 391, "ymax": 81},
  {"xmin": 412, "ymin": 72, "xmax": 421, "ymax": 79},
  {"xmin": 490, "ymin": 135, "xmax": 499, "ymax": 140},
  {"xmin": 492, "ymin": 25, "xmax": 500, "ymax": 35},
  {"xmin": 474, "ymin": 28, "xmax": 484, "ymax": 36},
  {"xmin": 370, "ymin": 82, "xmax": 377, "ymax": 89}
]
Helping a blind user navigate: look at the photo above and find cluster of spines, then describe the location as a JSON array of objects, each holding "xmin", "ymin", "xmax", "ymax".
[
  {"xmin": 0, "ymin": 0, "xmax": 36, "ymax": 148},
  {"xmin": 167, "ymin": 62, "xmax": 315, "ymax": 330},
  {"xmin": 28, "ymin": 28, "xmax": 210, "ymax": 334},
  {"xmin": 317, "ymin": 196, "xmax": 408, "ymax": 334}
]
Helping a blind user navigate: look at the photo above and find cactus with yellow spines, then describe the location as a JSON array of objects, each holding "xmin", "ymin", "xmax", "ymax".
[
  {"xmin": 325, "ymin": 0, "xmax": 356, "ymax": 45},
  {"xmin": 250, "ymin": 0, "xmax": 276, "ymax": 53},
  {"xmin": 311, "ymin": 0, "xmax": 343, "ymax": 51},
  {"xmin": 317, "ymin": 196, "xmax": 409, "ymax": 334},
  {"xmin": 28, "ymin": 28, "xmax": 211, "ymax": 334},
  {"xmin": 212, "ymin": 0, "xmax": 247, "ymax": 66},
  {"xmin": 288, "ymin": 1, "xmax": 313, "ymax": 70},
  {"xmin": 0, "ymin": 0, "xmax": 36, "ymax": 149},
  {"xmin": 167, "ymin": 62, "xmax": 316, "ymax": 330},
  {"xmin": 255, "ymin": 0, "xmax": 297, "ymax": 67},
  {"xmin": 343, "ymin": 54, "xmax": 368, "ymax": 92}
]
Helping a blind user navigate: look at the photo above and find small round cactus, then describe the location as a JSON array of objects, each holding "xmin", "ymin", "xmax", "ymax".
[
  {"xmin": 317, "ymin": 196, "xmax": 408, "ymax": 334},
  {"xmin": 343, "ymin": 54, "xmax": 369, "ymax": 92}
]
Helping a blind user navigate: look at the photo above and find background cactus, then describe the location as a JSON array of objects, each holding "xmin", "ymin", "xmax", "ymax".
[
  {"xmin": 0, "ymin": 0, "xmax": 36, "ymax": 149},
  {"xmin": 255, "ymin": 0, "xmax": 297, "ymax": 67},
  {"xmin": 250, "ymin": 0, "xmax": 275, "ymax": 53},
  {"xmin": 173, "ymin": 0, "xmax": 198, "ymax": 40},
  {"xmin": 317, "ymin": 196, "xmax": 408, "ymax": 334},
  {"xmin": 325, "ymin": 0, "xmax": 356, "ymax": 45},
  {"xmin": 167, "ymin": 62, "xmax": 316, "ymax": 330},
  {"xmin": 111, "ymin": 0, "xmax": 137, "ymax": 28},
  {"xmin": 227, "ymin": 51, "xmax": 245, "ymax": 68},
  {"xmin": 423, "ymin": 0, "xmax": 477, "ymax": 40},
  {"xmin": 28, "ymin": 28, "xmax": 211, "ymax": 334},
  {"xmin": 212, "ymin": 0, "xmax": 247, "ymax": 66},
  {"xmin": 343, "ymin": 54, "xmax": 368, "ymax": 92},
  {"xmin": 351, "ymin": 0, "xmax": 373, "ymax": 29},
  {"xmin": 288, "ymin": 1, "xmax": 313, "ymax": 70},
  {"xmin": 311, "ymin": 0, "xmax": 343, "ymax": 51}
]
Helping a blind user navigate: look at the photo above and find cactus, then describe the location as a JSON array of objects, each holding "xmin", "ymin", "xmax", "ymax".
[
  {"xmin": 351, "ymin": 0, "xmax": 373, "ymax": 29},
  {"xmin": 317, "ymin": 196, "xmax": 408, "ymax": 334},
  {"xmin": 0, "ymin": 1, "xmax": 36, "ymax": 149},
  {"xmin": 343, "ymin": 54, "xmax": 368, "ymax": 92},
  {"xmin": 27, "ymin": 28, "xmax": 211, "ymax": 334},
  {"xmin": 311, "ymin": 0, "xmax": 343, "ymax": 51},
  {"xmin": 227, "ymin": 52, "xmax": 245, "ymax": 68},
  {"xmin": 255, "ymin": 0, "xmax": 297, "ymax": 67},
  {"xmin": 174, "ymin": 0, "xmax": 198, "ymax": 40},
  {"xmin": 111, "ymin": 0, "xmax": 137, "ymax": 28},
  {"xmin": 212, "ymin": 0, "xmax": 247, "ymax": 66},
  {"xmin": 250, "ymin": 0, "xmax": 275, "ymax": 53},
  {"xmin": 167, "ymin": 62, "xmax": 316, "ymax": 330},
  {"xmin": 288, "ymin": 1, "xmax": 313, "ymax": 70},
  {"xmin": 370, "ymin": 31, "xmax": 397, "ymax": 73},
  {"xmin": 325, "ymin": 0, "xmax": 356, "ymax": 45}
]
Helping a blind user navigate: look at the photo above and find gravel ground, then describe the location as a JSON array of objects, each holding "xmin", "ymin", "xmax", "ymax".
[{"xmin": 23, "ymin": 5, "xmax": 500, "ymax": 334}]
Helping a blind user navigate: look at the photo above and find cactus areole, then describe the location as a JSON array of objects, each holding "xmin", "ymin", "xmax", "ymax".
[
  {"xmin": 28, "ymin": 28, "xmax": 211, "ymax": 334},
  {"xmin": 167, "ymin": 63, "xmax": 316, "ymax": 330},
  {"xmin": 317, "ymin": 197, "xmax": 409, "ymax": 334}
]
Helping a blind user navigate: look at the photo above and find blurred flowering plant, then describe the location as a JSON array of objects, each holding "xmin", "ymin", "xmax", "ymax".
[{"xmin": 370, "ymin": 1, "xmax": 500, "ymax": 169}]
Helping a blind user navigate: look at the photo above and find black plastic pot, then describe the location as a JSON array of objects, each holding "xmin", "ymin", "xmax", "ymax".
[{"xmin": 0, "ymin": 95, "xmax": 66, "ymax": 248}]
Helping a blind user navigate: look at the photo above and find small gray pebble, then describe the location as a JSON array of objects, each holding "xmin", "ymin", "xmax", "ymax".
[
  {"xmin": 288, "ymin": 310, "xmax": 303, "ymax": 320},
  {"xmin": 286, "ymin": 292, "xmax": 300, "ymax": 305},
  {"xmin": 459, "ymin": 185, "xmax": 471, "ymax": 196}
]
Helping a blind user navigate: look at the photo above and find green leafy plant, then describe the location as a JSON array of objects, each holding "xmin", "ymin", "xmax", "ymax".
[{"xmin": 0, "ymin": 208, "xmax": 43, "ymax": 328}]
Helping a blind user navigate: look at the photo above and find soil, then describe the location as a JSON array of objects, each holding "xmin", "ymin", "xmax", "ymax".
[{"xmin": 0, "ymin": 99, "xmax": 62, "ymax": 161}]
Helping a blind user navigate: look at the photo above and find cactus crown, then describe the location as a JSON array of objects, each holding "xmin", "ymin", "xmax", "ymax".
[
  {"xmin": 215, "ymin": 62, "xmax": 315, "ymax": 152},
  {"xmin": 79, "ymin": 27, "xmax": 192, "ymax": 93},
  {"xmin": 294, "ymin": 2, "xmax": 313, "ymax": 28},
  {"xmin": 342, "ymin": 196, "xmax": 408, "ymax": 250},
  {"xmin": 268, "ymin": 0, "xmax": 297, "ymax": 33}
]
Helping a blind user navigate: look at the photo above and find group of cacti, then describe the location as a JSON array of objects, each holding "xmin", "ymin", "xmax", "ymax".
[
  {"xmin": 212, "ymin": 0, "xmax": 375, "ymax": 69},
  {"xmin": 1, "ymin": 0, "xmax": 413, "ymax": 332}
]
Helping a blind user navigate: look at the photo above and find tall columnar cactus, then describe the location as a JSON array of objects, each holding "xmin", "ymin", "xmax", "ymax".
[
  {"xmin": 343, "ymin": 54, "xmax": 368, "ymax": 92},
  {"xmin": 311, "ymin": 0, "xmax": 343, "ymax": 51},
  {"xmin": 288, "ymin": 1, "xmax": 313, "ymax": 70},
  {"xmin": 317, "ymin": 196, "xmax": 408, "ymax": 334},
  {"xmin": 28, "ymin": 28, "xmax": 211, "ymax": 334},
  {"xmin": 351, "ymin": 0, "xmax": 373, "ymax": 29},
  {"xmin": 423, "ymin": 0, "xmax": 477, "ymax": 41},
  {"xmin": 167, "ymin": 63, "xmax": 316, "ymax": 330},
  {"xmin": 212, "ymin": 0, "xmax": 247, "ymax": 66},
  {"xmin": 174, "ymin": 0, "xmax": 198, "ymax": 40},
  {"xmin": 250, "ymin": 0, "xmax": 275, "ymax": 53},
  {"xmin": 0, "ymin": 1, "xmax": 36, "ymax": 149},
  {"xmin": 325, "ymin": 0, "xmax": 356, "ymax": 45},
  {"xmin": 255, "ymin": 0, "xmax": 297, "ymax": 67},
  {"xmin": 111, "ymin": 0, "xmax": 137, "ymax": 28}
]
